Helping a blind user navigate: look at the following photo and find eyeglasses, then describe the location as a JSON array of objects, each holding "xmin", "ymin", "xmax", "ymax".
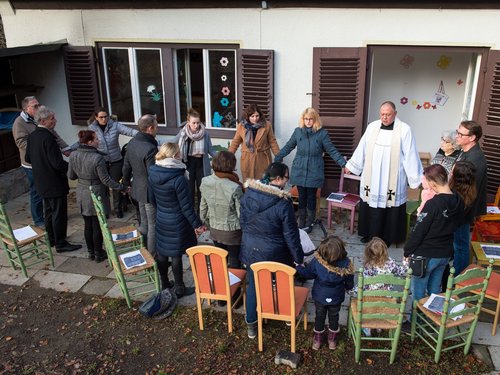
[
  {"xmin": 440, "ymin": 137, "xmax": 451, "ymax": 143},
  {"xmin": 283, "ymin": 175, "xmax": 290, "ymax": 180},
  {"xmin": 97, "ymin": 115, "xmax": 109, "ymax": 119},
  {"xmin": 456, "ymin": 130, "xmax": 471, "ymax": 138}
]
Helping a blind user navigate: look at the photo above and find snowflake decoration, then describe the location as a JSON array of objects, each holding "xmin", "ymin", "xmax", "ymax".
[
  {"xmin": 221, "ymin": 87, "xmax": 230, "ymax": 96},
  {"xmin": 220, "ymin": 98, "xmax": 229, "ymax": 107},
  {"xmin": 220, "ymin": 57, "xmax": 229, "ymax": 67},
  {"xmin": 423, "ymin": 102, "xmax": 431, "ymax": 109},
  {"xmin": 212, "ymin": 111, "xmax": 223, "ymax": 127},
  {"xmin": 400, "ymin": 54, "xmax": 414, "ymax": 69},
  {"xmin": 400, "ymin": 97, "xmax": 408, "ymax": 105},
  {"xmin": 437, "ymin": 55, "xmax": 452, "ymax": 70},
  {"xmin": 147, "ymin": 85, "xmax": 156, "ymax": 93},
  {"xmin": 457, "ymin": 79, "xmax": 463, "ymax": 85},
  {"xmin": 221, "ymin": 75, "xmax": 227, "ymax": 82}
]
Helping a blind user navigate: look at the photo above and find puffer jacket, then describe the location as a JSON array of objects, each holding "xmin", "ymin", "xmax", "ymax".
[
  {"xmin": 148, "ymin": 161, "xmax": 202, "ymax": 257},
  {"xmin": 239, "ymin": 179, "xmax": 304, "ymax": 266},
  {"xmin": 199, "ymin": 174, "xmax": 243, "ymax": 231},
  {"xmin": 275, "ymin": 127, "xmax": 346, "ymax": 188},
  {"xmin": 296, "ymin": 253, "xmax": 354, "ymax": 306},
  {"xmin": 88, "ymin": 119, "xmax": 138, "ymax": 163}
]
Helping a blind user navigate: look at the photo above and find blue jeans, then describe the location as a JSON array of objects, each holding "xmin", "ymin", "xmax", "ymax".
[
  {"xmin": 411, "ymin": 257, "xmax": 450, "ymax": 302},
  {"xmin": 23, "ymin": 167, "xmax": 44, "ymax": 226},
  {"xmin": 245, "ymin": 266, "xmax": 257, "ymax": 324},
  {"xmin": 453, "ymin": 223, "xmax": 470, "ymax": 275},
  {"xmin": 139, "ymin": 202, "xmax": 157, "ymax": 258}
]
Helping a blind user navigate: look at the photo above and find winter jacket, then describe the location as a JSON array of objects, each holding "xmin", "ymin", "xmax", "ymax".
[
  {"xmin": 88, "ymin": 119, "xmax": 138, "ymax": 163},
  {"xmin": 228, "ymin": 121, "xmax": 280, "ymax": 181},
  {"xmin": 68, "ymin": 145, "xmax": 124, "ymax": 216},
  {"xmin": 122, "ymin": 132, "xmax": 158, "ymax": 203},
  {"xmin": 404, "ymin": 193, "xmax": 465, "ymax": 259},
  {"xmin": 239, "ymin": 179, "xmax": 304, "ymax": 267},
  {"xmin": 275, "ymin": 127, "xmax": 346, "ymax": 188},
  {"xmin": 457, "ymin": 143, "xmax": 487, "ymax": 217},
  {"xmin": 431, "ymin": 148, "xmax": 462, "ymax": 173},
  {"xmin": 26, "ymin": 126, "xmax": 69, "ymax": 198},
  {"xmin": 174, "ymin": 123, "xmax": 217, "ymax": 177},
  {"xmin": 199, "ymin": 174, "xmax": 243, "ymax": 232},
  {"xmin": 296, "ymin": 253, "xmax": 354, "ymax": 306},
  {"xmin": 148, "ymin": 161, "xmax": 202, "ymax": 257}
]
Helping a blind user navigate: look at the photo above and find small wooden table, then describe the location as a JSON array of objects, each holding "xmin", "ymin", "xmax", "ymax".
[{"xmin": 470, "ymin": 241, "xmax": 500, "ymax": 267}]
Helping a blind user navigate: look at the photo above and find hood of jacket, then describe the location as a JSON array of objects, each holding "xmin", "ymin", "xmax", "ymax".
[
  {"xmin": 243, "ymin": 179, "xmax": 291, "ymax": 213},
  {"xmin": 149, "ymin": 163, "xmax": 185, "ymax": 186},
  {"xmin": 437, "ymin": 192, "xmax": 464, "ymax": 219},
  {"xmin": 315, "ymin": 253, "xmax": 355, "ymax": 277}
]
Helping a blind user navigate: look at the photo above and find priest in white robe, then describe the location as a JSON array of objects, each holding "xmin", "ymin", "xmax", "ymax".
[{"xmin": 345, "ymin": 101, "xmax": 423, "ymax": 246}]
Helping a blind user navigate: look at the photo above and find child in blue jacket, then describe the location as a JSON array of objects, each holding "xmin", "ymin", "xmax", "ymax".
[{"xmin": 296, "ymin": 236, "xmax": 354, "ymax": 350}]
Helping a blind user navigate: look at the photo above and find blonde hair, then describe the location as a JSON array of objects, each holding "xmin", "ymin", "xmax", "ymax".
[
  {"xmin": 299, "ymin": 107, "xmax": 322, "ymax": 131},
  {"xmin": 187, "ymin": 107, "xmax": 200, "ymax": 121},
  {"xmin": 363, "ymin": 237, "xmax": 389, "ymax": 267},
  {"xmin": 156, "ymin": 142, "xmax": 179, "ymax": 161}
]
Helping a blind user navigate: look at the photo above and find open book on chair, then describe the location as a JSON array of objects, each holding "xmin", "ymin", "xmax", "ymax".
[{"xmin": 327, "ymin": 192, "xmax": 360, "ymax": 204}]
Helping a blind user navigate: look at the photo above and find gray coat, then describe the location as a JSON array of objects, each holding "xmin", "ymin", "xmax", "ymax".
[
  {"xmin": 68, "ymin": 145, "xmax": 124, "ymax": 216},
  {"xmin": 174, "ymin": 123, "xmax": 216, "ymax": 177},
  {"xmin": 88, "ymin": 119, "xmax": 138, "ymax": 162},
  {"xmin": 122, "ymin": 132, "xmax": 158, "ymax": 203}
]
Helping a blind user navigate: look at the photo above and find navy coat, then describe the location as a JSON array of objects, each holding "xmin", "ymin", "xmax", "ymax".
[
  {"xmin": 275, "ymin": 127, "xmax": 346, "ymax": 188},
  {"xmin": 296, "ymin": 255, "xmax": 354, "ymax": 306},
  {"xmin": 148, "ymin": 163, "xmax": 202, "ymax": 257},
  {"xmin": 239, "ymin": 179, "xmax": 304, "ymax": 267}
]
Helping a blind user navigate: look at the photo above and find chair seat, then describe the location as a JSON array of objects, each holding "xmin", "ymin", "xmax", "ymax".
[
  {"xmin": 416, "ymin": 296, "xmax": 476, "ymax": 328},
  {"xmin": 119, "ymin": 247, "xmax": 156, "ymax": 275},
  {"xmin": 2, "ymin": 225, "xmax": 46, "ymax": 247},
  {"xmin": 350, "ymin": 296, "xmax": 400, "ymax": 329},
  {"xmin": 456, "ymin": 264, "xmax": 500, "ymax": 299},
  {"xmin": 229, "ymin": 268, "xmax": 247, "ymax": 297},
  {"xmin": 294, "ymin": 286, "xmax": 309, "ymax": 317}
]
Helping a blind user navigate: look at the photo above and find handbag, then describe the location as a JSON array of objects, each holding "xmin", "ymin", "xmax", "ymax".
[{"xmin": 409, "ymin": 255, "xmax": 428, "ymax": 278}]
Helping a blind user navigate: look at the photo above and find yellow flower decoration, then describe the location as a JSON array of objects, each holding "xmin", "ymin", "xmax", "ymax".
[
  {"xmin": 412, "ymin": 99, "xmax": 418, "ymax": 106},
  {"xmin": 437, "ymin": 55, "xmax": 451, "ymax": 70}
]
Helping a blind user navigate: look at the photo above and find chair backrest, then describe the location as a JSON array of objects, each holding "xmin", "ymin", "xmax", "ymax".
[
  {"xmin": 494, "ymin": 185, "xmax": 500, "ymax": 207},
  {"xmin": 186, "ymin": 245, "xmax": 231, "ymax": 298},
  {"xmin": 0, "ymin": 203, "xmax": 16, "ymax": 244},
  {"xmin": 443, "ymin": 264, "xmax": 493, "ymax": 322},
  {"xmin": 251, "ymin": 261, "xmax": 297, "ymax": 319},
  {"xmin": 339, "ymin": 168, "xmax": 361, "ymax": 194},
  {"xmin": 355, "ymin": 268, "xmax": 412, "ymax": 324}
]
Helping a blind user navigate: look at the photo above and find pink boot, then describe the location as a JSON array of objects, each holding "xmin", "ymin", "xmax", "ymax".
[
  {"xmin": 328, "ymin": 328, "xmax": 339, "ymax": 350},
  {"xmin": 312, "ymin": 329, "xmax": 325, "ymax": 350}
]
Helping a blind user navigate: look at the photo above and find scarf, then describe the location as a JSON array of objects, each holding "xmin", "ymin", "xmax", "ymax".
[
  {"xmin": 243, "ymin": 120, "xmax": 264, "ymax": 153},
  {"xmin": 215, "ymin": 171, "xmax": 244, "ymax": 190},
  {"xmin": 21, "ymin": 111, "xmax": 36, "ymax": 124},
  {"xmin": 178, "ymin": 123, "xmax": 206, "ymax": 162},
  {"xmin": 363, "ymin": 120, "xmax": 401, "ymax": 208}
]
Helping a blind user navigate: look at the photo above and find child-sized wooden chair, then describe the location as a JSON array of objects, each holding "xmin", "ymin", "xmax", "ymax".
[
  {"xmin": 251, "ymin": 261, "xmax": 308, "ymax": 353},
  {"xmin": 348, "ymin": 269, "xmax": 412, "ymax": 364},
  {"xmin": 411, "ymin": 261, "xmax": 493, "ymax": 363},
  {"xmin": 327, "ymin": 168, "xmax": 361, "ymax": 234},
  {"xmin": 186, "ymin": 245, "xmax": 246, "ymax": 333},
  {"xmin": 0, "ymin": 202, "xmax": 54, "ymax": 277},
  {"xmin": 91, "ymin": 191, "xmax": 160, "ymax": 308}
]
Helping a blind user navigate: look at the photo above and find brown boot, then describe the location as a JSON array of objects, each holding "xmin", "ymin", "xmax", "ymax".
[
  {"xmin": 328, "ymin": 328, "xmax": 339, "ymax": 350},
  {"xmin": 312, "ymin": 329, "xmax": 325, "ymax": 350}
]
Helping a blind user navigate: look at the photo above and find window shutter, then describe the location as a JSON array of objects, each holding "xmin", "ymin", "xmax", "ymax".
[
  {"xmin": 476, "ymin": 50, "xmax": 500, "ymax": 195},
  {"xmin": 312, "ymin": 47, "xmax": 367, "ymax": 192},
  {"xmin": 63, "ymin": 46, "xmax": 100, "ymax": 126},
  {"xmin": 237, "ymin": 49, "xmax": 274, "ymax": 125}
]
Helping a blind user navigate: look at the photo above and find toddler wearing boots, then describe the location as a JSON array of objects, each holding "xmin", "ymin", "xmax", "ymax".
[{"xmin": 296, "ymin": 236, "xmax": 354, "ymax": 350}]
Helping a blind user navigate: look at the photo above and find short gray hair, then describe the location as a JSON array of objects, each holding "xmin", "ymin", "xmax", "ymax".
[
  {"xmin": 441, "ymin": 129, "xmax": 460, "ymax": 150},
  {"xmin": 34, "ymin": 105, "xmax": 55, "ymax": 124},
  {"xmin": 137, "ymin": 114, "xmax": 157, "ymax": 132},
  {"xmin": 21, "ymin": 96, "xmax": 37, "ymax": 110}
]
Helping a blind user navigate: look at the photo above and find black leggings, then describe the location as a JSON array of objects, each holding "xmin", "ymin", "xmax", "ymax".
[
  {"xmin": 157, "ymin": 254, "xmax": 184, "ymax": 289},
  {"xmin": 83, "ymin": 215, "xmax": 103, "ymax": 254},
  {"xmin": 314, "ymin": 302, "xmax": 341, "ymax": 331}
]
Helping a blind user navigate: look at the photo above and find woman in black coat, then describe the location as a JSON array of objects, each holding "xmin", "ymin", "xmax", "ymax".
[{"xmin": 148, "ymin": 142, "xmax": 205, "ymax": 297}]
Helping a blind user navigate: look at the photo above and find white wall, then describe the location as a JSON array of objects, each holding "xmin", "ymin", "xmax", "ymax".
[{"xmin": 2, "ymin": 5, "xmax": 500, "ymax": 152}]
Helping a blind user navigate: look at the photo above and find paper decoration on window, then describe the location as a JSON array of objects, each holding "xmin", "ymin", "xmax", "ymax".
[
  {"xmin": 411, "ymin": 99, "xmax": 418, "ymax": 106},
  {"xmin": 437, "ymin": 55, "xmax": 451, "ymax": 70},
  {"xmin": 423, "ymin": 102, "xmax": 431, "ymax": 109},
  {"xmin": 432, "ymin": 104, "xmax": 437, "ymax": 109},
  {"xmin": 400, "ymin": 54, "xmax": 414, "ymax": 69},
  {"xmin": 221, "ymin": 75, "xmax": 227, "ymax": 81},
  {"xmin": 220, "ymin": 98, "xmax": 229, "ymax": 107},
  {"xmin": 220, "ymin": 57, "xmax": 229, "ymax": 67},
  {"xmin": 457, "ymin": 79, "xmax": 463, "ymax": 85},
  {"xmin": 221, "ymin": 87, "xmax": 230, "ymax": 96},
  {"xmin": 400, "ymin": 97, "xmax": 408, "ymax": 105},
  {"xmin": 416, "ymin": 104, "xmax": 422, "ymax": 110},
  {"xmin": 146, "ymin": 85, "xmax": 162, "ymax": 102},
  {"xmin": 432, "ymin": 80, "xmax": 449, "ymax": 106},
  {"xmin": 212, "ymin": 111, "xmax": 223, "ymax": 127}
]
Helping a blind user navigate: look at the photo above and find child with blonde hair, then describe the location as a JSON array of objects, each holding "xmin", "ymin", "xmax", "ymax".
[{"xmin": 296, "ymin": 236, "xmax": 354, "ymax": 350}]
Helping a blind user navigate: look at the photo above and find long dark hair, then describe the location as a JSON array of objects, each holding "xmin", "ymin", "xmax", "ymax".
[
  {"xmin": 242, "ymin": 104, "xmax": 265, "ymax": 123},
  {"xmin": 261, "ymin": 162, "xmax": 288, "ymax": 184},
  {"xmin": 449, "ymin": 161, "xmax": 477, "ymax": 207}
]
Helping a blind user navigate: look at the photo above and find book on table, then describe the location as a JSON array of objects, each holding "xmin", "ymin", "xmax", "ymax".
[{"xmin": 327, "ymin": 193, "xmax": 346, "ymax": 202}]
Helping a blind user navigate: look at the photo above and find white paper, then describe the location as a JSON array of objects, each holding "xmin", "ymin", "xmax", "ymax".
[
  {"xmin": 487, "ymin": 206, "xmax": 500, "ymax": 214},
  {"xmin": 299, "ymin": 228, "xmax": 316, "ymax": 254},
  {"xmin": 119, "ymin": 249, "xmax": 146, "ymax": 270},
  {"xmin": 423, "ymin": 293, "xmax": 465, "ymax": 321},
  {"xmin": 480, "ymin": 244, "xmax": 500, "ymax": 259},
  {"xmin": 13, "ymin": 226, "xmax": 38, "ymax": 241},
  {"xmin": 228, "ymin": 271, "xmax": 241, "ymax": 286},
  {"xmin": 112, "ymin": 230, "xmax": 137, "ymax": 242}
]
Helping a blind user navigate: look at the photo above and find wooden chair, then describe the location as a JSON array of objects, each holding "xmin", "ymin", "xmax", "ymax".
[
  {"xmin": 472, "ymin": 214, "xmax": 500, "ymax": 243},
  {"xmin": 91, "ymin": 191, "xmax": 160, "ymax": 308},
  {"xmin": 0, "ymin": 202, "xmax": 54, "ymax": 277},
  {"xmin": 289, "ymin": 185, "xmax": 321, "ymax": 219},
  {"xmin": 251, "ymin": 261, "xmax": 308, "ymax": 352},
  {"xmin": 411, "ymin": 261, "xmax": 493, "ymax": 363},
  {"xmin": 327, "ymin": 168, "xmax": 361, "ymax": 234},
  {"xmin": 456, "ymin": 264, "xmax": 500, "ymax": 336},
  {"xmin": 487, "ymin": 185, "xmax": 500, "ymax": 209},
  {"xmin": 347, "ymin": 269, "xmax": 412, "ymax": 364},
  {"xmin": 186, "ymin": 245, "xmax": 246, "ymax": 333}
]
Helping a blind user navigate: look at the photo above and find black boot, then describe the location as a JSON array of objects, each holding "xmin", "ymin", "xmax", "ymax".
[
  {"xmin": 157, "ymin": 258, "xmax": 173, "ymax": 290},
  {"xmin": 88, "ymin": 249, "xmax": 95, "ymax": 261},
  {"xmin": 297, "ymin": 208, "xmax": 307, "ymax": 229},
  {"xmin": 95, "ymin": 249, "xmax": 108, "ymax": 263},
  {"xmin": 304, "ymin": 209, "xmax": 316, "ymax": 233}
]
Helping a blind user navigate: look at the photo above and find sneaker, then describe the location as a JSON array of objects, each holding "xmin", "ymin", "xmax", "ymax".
[{"xmin": 247, "ymin": 321, "xmax": 258, "ymax": 339}]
